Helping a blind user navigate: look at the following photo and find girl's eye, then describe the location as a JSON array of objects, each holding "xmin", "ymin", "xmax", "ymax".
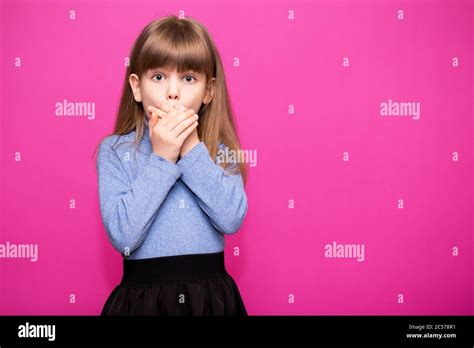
[
  {"xmin": 184, "ymin": 75, "xmax": 196, "ymax": 83},
  {"xmin": 152, "ymin": 74, "xmax": 196, "ymax": 83}
]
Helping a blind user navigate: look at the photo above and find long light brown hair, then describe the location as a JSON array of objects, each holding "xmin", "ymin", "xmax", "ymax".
[{"xmin": 93, "ymin": 15, "xmax": 247, "ymax": 185}]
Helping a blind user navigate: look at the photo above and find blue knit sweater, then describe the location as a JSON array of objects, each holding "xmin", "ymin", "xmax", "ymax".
[{"xmin": 96, "ymin": 116, "xmax": 248, "ymax": 260}]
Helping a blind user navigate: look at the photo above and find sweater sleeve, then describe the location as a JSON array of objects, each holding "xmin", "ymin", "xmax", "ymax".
[
  {"xmin": 97, "ymin": 136, "xmax": 182, "ymax": 255},
  {"xmin": 176, "ymin": 141, "xmax": 248, "ymax": 235}
]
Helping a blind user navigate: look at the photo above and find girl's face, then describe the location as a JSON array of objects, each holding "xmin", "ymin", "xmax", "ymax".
[{"xmin": 129, "ymin": 67, "xmax": 215, "ymax": 120}]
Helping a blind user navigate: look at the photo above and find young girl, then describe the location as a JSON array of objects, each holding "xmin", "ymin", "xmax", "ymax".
[{"xmin": 95, "ymin": 15, "xmax": 248, "ymax": 316}]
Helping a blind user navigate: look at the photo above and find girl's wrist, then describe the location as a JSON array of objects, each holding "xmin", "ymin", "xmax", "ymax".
[{"xmin": 180, "ymin": 135, "xmax": 200, "ymax": 157}]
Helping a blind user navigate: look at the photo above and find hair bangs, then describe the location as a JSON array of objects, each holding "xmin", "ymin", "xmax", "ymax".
[{"xmin": 139, "ymin": 25, "xmax": 213, "ymax": 78}]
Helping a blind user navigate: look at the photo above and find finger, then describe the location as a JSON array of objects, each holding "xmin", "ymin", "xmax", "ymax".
[
  {"xmin": 151, "ymin": 111, "xmax": 160, "ymax": 127},
  {"xmin": 161, "ymin": 101, "xmax": 187, "ymax": 119},
  {"xmin": 148, "ymin": 113, "xmax": 155, "ymax": 137},
  {"xmin": 149, "ymin": 103, "xmax": 190, "ymax": 128},
  {"xmin": 149, "ymin": 106, "xmax": 173, "ymax": 127},
  {"xmin": 147, "ymin": 105, "xmax": 164, "ymax": 119},
  {"xmin": 155, "ymin": 100, "xmax": 179, "ymax": 114},
  {"xmin": 175, "ymin": 101, "xmax": 186, "ymax": 112},
  {"xmin": 169, "ymin": 109, "xmax": 197, "ymax": 132},
  {"xmin": 148, "ymin": 113, "xmax": 158, "ymax": 137},
  {"xmin": 177, "ymin": 120, "xmax": 199, "ymax": 143},
  {"xmin": 155, "ymin": 106, "xmax": 194, "ymax": 130},
  {"xmin": 149, "ymin": 106, "xmax": 166, "ymax": 120},
  {"xmin": 149, "ymin": 106, "xmax": 169, "ymax": 129},
  {"xmin": 171, "ymin": 112, "xmax": 199, "ymax": 137}
]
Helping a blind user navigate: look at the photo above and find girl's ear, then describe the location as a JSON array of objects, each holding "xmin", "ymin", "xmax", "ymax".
[
  {"xmin": 129, "ymin": 73, "xmax": 142, "ymax": 102},
  {"xmin": 203, "ymin": 77, "xmax": 216, "ymax": 104}
]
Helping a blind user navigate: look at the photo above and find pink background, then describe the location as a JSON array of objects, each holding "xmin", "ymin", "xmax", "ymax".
[{"xmin": 0, "ymin": 0, "xmax": 472, "ymax": 315}]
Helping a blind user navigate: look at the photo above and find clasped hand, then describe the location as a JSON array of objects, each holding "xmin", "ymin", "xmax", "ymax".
[{"xmin": 146, "ymin": 101, "xmax": 200, "ymax": 164}]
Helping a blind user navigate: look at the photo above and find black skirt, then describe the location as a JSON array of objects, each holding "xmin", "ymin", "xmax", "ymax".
[{"xmin": 100, "ymin": 251, "xmax": 248, "ymax": 316}]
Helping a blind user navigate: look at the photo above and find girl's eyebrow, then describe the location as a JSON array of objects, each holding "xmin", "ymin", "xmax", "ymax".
[{"xmin": 149, "ymin": 68, "xmax": 200, "ymax": 75}]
